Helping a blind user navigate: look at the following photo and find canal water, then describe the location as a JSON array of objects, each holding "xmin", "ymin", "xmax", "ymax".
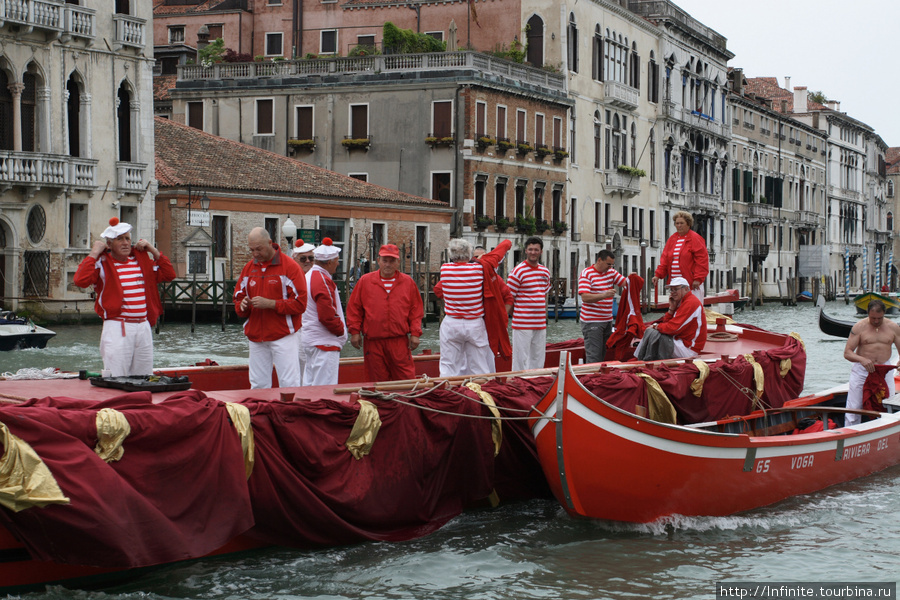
[{"xmin": 6, "ymin": 301, "xmax": 900, "ymax": 599}]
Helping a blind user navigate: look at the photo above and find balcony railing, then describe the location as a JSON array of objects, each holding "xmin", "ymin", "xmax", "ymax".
[
  {"xmin": 751, "ymin": 243, "xmax": 769, "ymax": 260},
  {"xmin": 117, "ymin": 161, "xmax": 146, "ymax": 193},
  {"xmin": 63, "ymin": 4, "xmax": 94, "ymax": 40},
  {"xmin": 604, "ymin": 80, "xmax": 639, "ymax": 111},
  {"xmin": 747, "ymin": 203, "xmax": 774, "ymax": 221},
  {"xmin": 796, "ymin": 210, "xmax": 819, "ymax": 228},
  {"xmin": 0, "ymin": 0, "xmax": 62, "ymax": 35},
  {"xmin": 113, "ymin": 14, "xmax": 145, "ymax": 49},
  {"xmin": 604, "ymin": 171, "xmax": 641, "ymax": 197},
  {"xmin": 661, "ymin": 102, "xmax": 729, "ymax": 138},
  {"xmin": 0, "ymin": 151, "xmax": 97, "ymax": 191},
  {"xmin": 179, "ymin": 51, "xmax": 566, "ymax": 93},
  {"xmin": 684, "ymin": 191, "xmax": 721, "ymax": 214}
]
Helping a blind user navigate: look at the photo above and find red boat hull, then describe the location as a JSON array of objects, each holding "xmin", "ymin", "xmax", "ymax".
[{"xmin": 530, "ymin": 354, "xmax": 900, "ymax": 523}]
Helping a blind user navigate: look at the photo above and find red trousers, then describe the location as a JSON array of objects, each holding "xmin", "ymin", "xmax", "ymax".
[{"xmin": 363, "ymin": 336, "xmax": 416, "ymax": 382}]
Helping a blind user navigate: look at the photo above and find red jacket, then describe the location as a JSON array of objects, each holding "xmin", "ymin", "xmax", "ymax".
[
  {"xmin": 657, "ymin": 292, "xmax": 707, "ymax": 353},
  {"xmin": 346, "ymin": 271, "xmax": 424, "ymax": 339},
  {"xmin": 74, "ymin": 249, "xmax": 176, "ymax": 326},
  {"xmin": 233, "ymin": 245, "xmax": 307, "ymax": 342},
  {"xmin": 478, "ymin": 239, "xmax": 512, "ymax": 359},
  {"xmin": 655, "ymin": 230, "xmax": 709, "ymax": 286}
]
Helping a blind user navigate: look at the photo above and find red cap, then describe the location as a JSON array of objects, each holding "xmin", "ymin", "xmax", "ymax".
[{"xmin": 379, "ymin": 244, "xmax": 400, "ymax": 259}]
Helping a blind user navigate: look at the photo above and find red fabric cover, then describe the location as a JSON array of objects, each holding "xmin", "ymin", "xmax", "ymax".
[
  {"xmin": 0, "ymin": 392, "xmax": 253, "ymax": 568},
  {"xmin": 606, "ymin": 273, "xmax": 646, "ymax": 361},
  {"xmin": 863, "ymin": 364, "xmax": 895, "ymax": 413},
  {"xmin": 792, "ymin": 418, "xmax": 836, "ymax": 435},
  {"xmin": 545, "ymin": 338, "xmax": 585, "ymax": 351}
]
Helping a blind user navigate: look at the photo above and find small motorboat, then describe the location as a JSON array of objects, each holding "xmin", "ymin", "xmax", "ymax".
[
  {"xmin": 816, "ymin": 295, "xmax": 854, "ymax": 339},
  {"xmin": 547, "ymin": 298, "xmax": 579, "ymax": 319},
  {"xmin": 796, "ymin": 290, "xmax": 813, "ymax": 302},
  {"xmin": 0, "ymin": 311, "xmax": 56, "ymax": 351},
  {"xmin": 853, "ymin": 292, "xmax": 900, "ymax": 315}
]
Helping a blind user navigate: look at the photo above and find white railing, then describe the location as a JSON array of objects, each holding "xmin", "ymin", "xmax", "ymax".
[
  {"xmin": 180, "ymin": 51, "xmax": 566, "ymax": 92},
  {"xmin": 69, "ymin": 157, "xmax": 96, "ymax": 187},
  {"xmin": 0, "ymin": 151, "xmax": 97, "ymax": 188},
  {"xmin": 113, "ymin": 14, "xmax": 144, "ymax": 49},
  {"xmin": 604, "ymin": 171, "xmax": 641, "ymax": 196},
  {"xmin": 748, "ymin": 203, "xmax": 773, "ymax": 220},
  {"xmin": 64, "ymin": 4, "xmax": 94, "ymax": 40},
  {"xmin": 117, "ymin": 161, "xmax": 146, "ymax": 191},
  {"xmin": 0, "ymin": 0, "xmax": 63, "ymax": 34},
  {"xmin": 604, "ymin": 81, "xmax": 639, "ymax": 110}
]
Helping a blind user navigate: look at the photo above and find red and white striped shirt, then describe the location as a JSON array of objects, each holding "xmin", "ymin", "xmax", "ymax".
[
  {"xmin": 508, "ymin": 261, "xmax": 551, "ymax": 330},
  {"xmin": 380, "ymin": 274, "xmax": 396, "ymax": 293},
  {"xmin": 671, "ymin": 236, "xmax": 686, "ymax": 279},
  {"xmin": 578, "ymin": 265, "xmax": 625, "ymax": 322},
  {"xmin": 113, "ymin": 257, "xmax": 147, "ymax": 320},
  {"xmin": 439, "ymin": 262, "xmax": 485, "ymax": 318}
]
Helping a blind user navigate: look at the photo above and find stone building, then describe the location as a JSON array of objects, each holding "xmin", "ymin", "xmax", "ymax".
[
  {"xmin": 0, "ymin": 0, "xmax": 154, "ymax": 317},
  {"xmin": 154, "ymin": 117, "xmax": 454, "ymax": 281}
]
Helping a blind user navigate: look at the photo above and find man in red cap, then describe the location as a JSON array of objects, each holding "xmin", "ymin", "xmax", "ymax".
[
  {"xmin": 347, "ymin": 243, "xmax": 424, "ymax": 382},
  {"xmin": 74, "ymin": 217, "xmax": 176, "ymax": 376}
]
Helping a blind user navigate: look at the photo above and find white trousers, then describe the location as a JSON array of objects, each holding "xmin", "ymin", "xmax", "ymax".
[
  {"xmin": 512, "ymin": 328, "xmax": 547, "ymax": 371},
  {"xmin": 692, "ymin": 283, "xmax": 705, "ymax": 305},
  {"xmin": 439, "ymin": 316, "xmax": 495, "ymax": 377},
  {"xmin": 100, "ymin": 320, "xmax": 154, "ymax": 376},
  {"xmin": 304, "ymin": 346, "xmax": 341, "ymax": 386},
  {"xmin": 248, "ymin": 331, "xmax": 302, "ymax": 389},
  {"xmin": 297, "ymin": 330, "xmax": 306, "ymax": 386},
  {"xmin": 846, "ymin": 362, "xmax": 895, "ymax": 426}
]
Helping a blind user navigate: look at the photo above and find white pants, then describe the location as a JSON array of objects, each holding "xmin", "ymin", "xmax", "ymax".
[
  {"xmin": 100, "ymin": 320, "xmax": 154, "ymax": 376},
  {"xmin": 297, "ymin": 330, "xmax": 306, "ymax": 386},
  {"xmin": 512, "ymin": 328, "xmax": 547, "ymax": 371},
  {"xmin": 304, "ymin": 346, "xmax": 340, "ymax": 386},
  {"xmin": 692, "ymin": 283, "xmax": 705, "ymax": 305},
  {"xmin": 439, "ymin": 316, "xmax": 495, "ymax": 377},
  {"xmin": 846, "ymin": 362, "xmax": 895, "ymax": 426},
  {"xmin": 248, "ymin": 332, "xmax": 302, "ymax": 389}
]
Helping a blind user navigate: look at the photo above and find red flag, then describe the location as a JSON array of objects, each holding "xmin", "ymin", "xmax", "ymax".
[{"xmin": 468, "ymin": 0, "xmax": 480, "ymax": 27}]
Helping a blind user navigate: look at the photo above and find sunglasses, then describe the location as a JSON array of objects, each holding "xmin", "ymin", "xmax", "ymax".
[{"xmin": 296, "ymin": 256, "xmax": 314, "ymax": 262}]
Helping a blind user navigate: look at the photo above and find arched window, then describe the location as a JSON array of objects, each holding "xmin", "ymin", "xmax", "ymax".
[
  {"xmin": 117, "ymin": 84, "xmax": 132, "ymax": 162},
  {"xmin": 888, "ymin": 180, "xmax": 895, "ymax": 198},
  {"xmin": 567, "ymin": 13, "xmax": 578, "ymax": 73},
  {"xmin": 21, "ymin": 71, "xmax": 37, "ymax": 152},
  {"xmin": 67, "ymin": 75, "xmax": 82, "ymax": 157},
  {"xmin": 526, "ymin": 15, "xmax": 544, "ymax": 67},
  {"xmin": 592, "ymin": 25, "xmax": 602, "ymax": 81},
  {"xmin": 115, "ymin": 0, "xmax": 128, "ymax": 14},
  {"xmin": 593, "ymin": 110, "xmax": 601, "ymax": 170},
  {"xmin": 611, "ymin": 114, "xmax": 620, "ymax": 168},
  {"xmin": 630, "ymin": 42, "xmax": 640, "ymax": 89},
  {"xmin": 648, "ymin": 51, "xmax": 658, "ymax": 102},
  {"xmin": 649, "ymin": 129, "xmax": 656, "ymax": 182},
  {"xmin": 888, "ymin": 211, "xmax": 894, "ymax": 231},
  {"xmin": 630, "ymin": 123, "xmax": 636, "ymax": 167},
  {"xmin": 0, "ymin": 71, "xmax": 12, "ymax": 151}
]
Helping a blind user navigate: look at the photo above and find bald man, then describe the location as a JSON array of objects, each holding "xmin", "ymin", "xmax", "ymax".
[{"xmin": 234, "ymin": 227, "xmax": 308, "ymax": 388}]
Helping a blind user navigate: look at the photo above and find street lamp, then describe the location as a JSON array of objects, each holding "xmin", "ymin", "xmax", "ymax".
[
  {"xmin": 282, "ymin": 217, "xmax": 297, "ymax": 248},
  {"xmin": 186, "ymin": 185, "xmax": 210, "ymax": 225}
]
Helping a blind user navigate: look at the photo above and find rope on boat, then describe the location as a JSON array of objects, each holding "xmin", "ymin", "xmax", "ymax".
[{"xmin": 356, "ymin": 388, "xmax": 558, "ymax": 422}]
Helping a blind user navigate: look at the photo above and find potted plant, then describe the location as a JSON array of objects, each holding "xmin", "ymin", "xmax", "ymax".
[
  {"xmin": 425, "ymin": 136, "xmax": 455, "ymax": 147},
  {"xmin": 535, "ymin": 219, "xmax": 551, "ymax": 234},
  {"xmin": 552, "ymin": 221, "xmax": 568, "ymax": 235},
  {"xmin": 517, "ymin": 142, "xmax": 534, "ymax": 156},
  {"xmin": 553, "ymin": 149, "xmax": 569, "ymax": 161},
  {"xmin": 287, "ymin": 138, "xmax": 316, "ymax": 152},
  {"xmin": 515, "ymin": 215, "xmax": 536, "ymax": 235},
  {"xmin": 476, "ymin": 136, "xmax": 496, "ymax": 150},
  {"xmin": 535, "ymin": 145, "xmax": 552, "ymax": 159},
  {"xmin": 474, "ymin": 215, "xmax": 493, "ymax": 230},
  {"xmin": 341, "ymin": 138, "xmax": 371, "ymax": 150},
  {"xmin": 497, "ymin": 139, "xmax": 514, "ymax": 153},
  {"xmin": 617, "ymin": 165, "xmax": 647, "ymax": 177},
  {"xmin": 494, "ymin": 216, "xmax": 512, "ymax": 232}
]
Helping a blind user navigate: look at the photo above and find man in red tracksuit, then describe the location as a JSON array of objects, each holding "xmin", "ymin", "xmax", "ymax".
[
  {"xmin": 234, "ymin": 227, "xmax": 307, "ymax": 389},
  {"xmin": 634, "ymin": 276, "xmax": 707, "ymax": 361},
  {"xmin": 347, "ymin": 244, "xmax": 424, "ymax": 382}
]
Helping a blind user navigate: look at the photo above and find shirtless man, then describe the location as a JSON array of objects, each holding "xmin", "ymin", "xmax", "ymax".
[{"xmin": 843, "ymin": 299, "xmax": 900, "ymax": 425}]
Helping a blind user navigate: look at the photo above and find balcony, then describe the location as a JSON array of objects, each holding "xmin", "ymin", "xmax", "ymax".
[
  {"xmin": 63, "ymin": 4, "xmax": 94, "ymax": 41},
  {"xmin": 747, "ymin": 202, "xmax": 773, "ymax": 223},
  {"xmin": 603, "ymin": 171, "xmax": 641, "ymax": 197},
  {"xmin": 751, "ymin": 243, "xmax": 770, "ymax": 260},
  {"xmin": 796, "ymin": 210, "xmax": 819, "ymax": 229},
  {"xmin": 113, "ymin": 14, "xmax": 145, "ymax": 50},
  {"xmin": 603, "ymin": 80, "xmax": 639, "ymax": 111},
  {"xmin": 684, "ymin": 191, "xmax": 721, "ymax": 215},
  {"xmin": 0, "ymin": 0, "xmax": 62, "ymax": 37},
  {"xmin": 661, "ymin": 102, "xmax": 729, "ymax": 139},
  {"xmin": 116, "ymin": 161, "xmax": 146, "ymax": 196},
  {"xmin": 0, "ymin": 151, "xmax": 97, "ymax": 194}
]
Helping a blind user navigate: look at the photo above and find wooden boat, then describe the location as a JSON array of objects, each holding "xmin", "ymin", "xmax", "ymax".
[
  {"xmin": 645, "ymin": 288, "xmax": 740, "ymax": 312},
  {"xmin": 0, "ymin": 312, "xmax": 55, "ymax": 351},
  {"xmin": 816, "ymin": 295, "xmax": 854, "ymax": 339},
  {"xmin": 528, "ymin": 348, "xmax": 900, "ymax": 524},
  {"xmin": 796, "ymin": 290, "xmax": 813, "ymax": 302},
  {"xmin": 853, "ymin": 292, "xmax": 900, "ymax": 315}
]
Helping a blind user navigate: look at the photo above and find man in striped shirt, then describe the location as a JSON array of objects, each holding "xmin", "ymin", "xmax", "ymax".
[
  {"xmin": 508, "ymin": 236, "xmax": 552, "ymax": 371},
  {"xmin": 74, "ymin": 219, "xmax": 176, "ymax": 376},
  {"xmin": 578, "ymin": 249, "xmax": 627, "ymax": 364}
]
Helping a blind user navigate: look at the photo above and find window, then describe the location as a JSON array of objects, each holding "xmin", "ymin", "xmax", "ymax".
[
  {"xmin": 889, "ymin": 181, "xmax": 895, "ymax": 198},
  {"xmin": 474, "ymin": 175, "xmax": 487, "ymax": 216},
  {"xmin": 592, "ymin": 25, "xmax": 602, "ymax": 81},
  {"xmin": 415, "ymin": 225, "xmax": 428, "ymax": 262},
  {"xmin": 432, "ymin": 101, "xmax": 452, "ymax": 137},
  {"xmin": 593, "ymin": 110, "xmax": 601, "ymax": 169},
  {"xmin": 534, "ymin": 183, "xmax": 544, "ymax": 220},
  {"xmin": 68, "ymin": 202, "xmax": 89, "ymax": 248},
  {"xmin": 66, "ymin": 75, "xmax": 83, "ymax": 157},
  {"xmin": 23, "ymin": 250, "xmax": 49, "ymax": 297},
  {"xmin": 570, "ymin": 197, "xmax": 577, "ymax": 234},
  {"xmin": 495, "ymin": 178, "xmax": 507, "ymax": 218},
  {"xmin": 425, "ymin": 31, "xmax": 443, "ymax": 41},
  {"xmin": 212, "ymin": 215, "xmax": 228, "ymax": 258},
  {"xmin": 552, "ymin": 187, "xmax": 562, "ymax": 223},
  {"xmin": 515, "ymin": 181, "xmax": 526, "ymax": 217},
  {"xmin": 116, "ymin": 85, "xmax": 132, "ymax": 161},
  {"xmin": 372, "ymin": 223, "xmax": 385, "ymax": 250},
  {"xmin": 497, "ymin": 106, "xmax": 507, "ymax": 141},
  {"xmin": 356, "ymin": 34, "xmax": 375, "ymax": 52},
  {"xmin": 319, "ymin": 218, "xmax": 347, "ymax": 271},
  {"xmin": 553, "ymin": 117, "xmax": 562, "ymax": 149},
  {"xmin": 649, "ymin": 129, "xmax": 656, "ymax": 182},
  {"xmin": 264, "ymin": 217, "xmax": 278, "ymax": 243},
  {"xmin": 168, "ymin": 26, "xmax": 185, "ymax": 44},
  {"xmin": 526, "ymin": 15, "xmax": 544, "ymax": 66},
  {"xmin": 320, "ymin": 30, "xmax": 337, "ymax": 55},
  {"xmin": 187, "ymin": 101, "xmax": 203, "ymax": 130},
  {"xmin": 432, "ymin": 172, "xmax": 451, "ymax": 203},
  {"xmin": 648, "ymin": 51, "xmax": 659, "ymax": 102},
  {"xmin": 188, "ymin": 249, "xmax": 208, "ymax": 275},
  {"xmin": 567, "ymin": 13, "xmax": 578, "ymax": 73},
  {"xmin": 265, "ymin": 32, "xmax": 283, "ymax": 57},
  {"xmin": 350, "ymin": 104, "xmax": 368, "ymax": 139},
  {"xmin": 535, "ymin": 113, "xmax": 544, "ymax": 148},
  {"xmin": 349, "ymin": 173, "xmax": 368, "ymax": 182},
  {"xmin": 255, "ymin": 99, "xmax": 274, "ymax": 135},
  {"xmin": 569, "ymin": 115, "xmax": 576, "ymax": 163},
  {"xmin": 476, "ymin": 101, "xmax": 486, "ymax": 137},
  {"xmin": 630, "ymin": 123, "xmax": 636, "ymax": 167},
  {"xmin": 207, "ymin": 24, "xmax": 223, "ymax": 41},
  {"xmin": 295, "ymin": 105, "xmax": 313, "ymax": 140}
]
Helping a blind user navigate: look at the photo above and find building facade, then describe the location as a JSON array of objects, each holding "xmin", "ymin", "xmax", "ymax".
[{"xmin": 0, "ymin": 0, "xmax": 154, "ymax": 317}]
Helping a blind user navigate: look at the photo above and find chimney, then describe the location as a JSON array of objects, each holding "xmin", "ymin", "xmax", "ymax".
[
  {"xmin": 780, "ymin": 99, "xmax": 788, "ymax": 113},
  {"xmin": 793, "ymin": 86, "xmax": 808, "ymax": 113},
  {"xmin": 732, "ymin": 68, "xmax": 743, "ymax": 95},
  {"xmin": 197, "ymin": 25, "xmax": 210, "ymax": 51},
  {"xmin": 784, "ymin": 76, "xmax": 791, "ymax": 90},
  {"xmin": 826, "ymin": 100, "xmax": 841, "ymax": 112}
]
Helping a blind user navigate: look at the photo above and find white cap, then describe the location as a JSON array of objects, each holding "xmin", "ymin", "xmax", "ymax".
[
  {"xmin": 667, "ymin": 276, "xmax": 690, "ymax": 288},
  {"xmin": 101, "ymin": 218, "xmax": 133, "ymax": 240},
  {"xmin": 313, "ymin": 237, "xmax": 341, "ymax": 260},
  {"xmin": 292, "ymin": 242, "xmax": 315, "ymax": 256}
]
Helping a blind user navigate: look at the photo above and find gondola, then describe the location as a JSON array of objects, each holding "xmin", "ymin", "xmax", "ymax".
[{"xmin": 816, "ymin": 295, "xmax": 854, "ymax": 339}]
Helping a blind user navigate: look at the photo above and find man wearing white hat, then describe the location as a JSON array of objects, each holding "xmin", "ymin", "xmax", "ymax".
[
  {"xmin": 292, "ymin": 239, "xmax": 316, "ymax": 383},
  {"xmin": 234, "ymin": 227, "xmax": 308, "ymax": 389},
  {"xmin": 74, "ymin": 217, "xmax": 176, "ymax": 376},
  {"xmin": 303, "ymin": 238, "xmax": 347, "ymax": 385},
  {"xmin": 634, "ymin": 276, "xmax": 707, "ymax": 361}
]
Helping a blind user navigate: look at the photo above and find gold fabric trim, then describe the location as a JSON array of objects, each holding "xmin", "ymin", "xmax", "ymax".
[
  {"xmin": 691, "ymin": 360, "xmax": 710, "ymax": 397},
  {"xmin": 225, "ymin": 403, "xmax": 255, "ymax": 478},
  {"xmin": 743, "ymin": 354, "xmax": 765, "ymax": 409},
  {"xmin": 704, "ymin": 308, "xmax": 735, "ymax": 325},
  {"xmin": 790, "ymin": 332, "xmax": 806, "ymax": 352},
  {"xmin": 345, "ymin": 399, "xmax": 382, "ymax": 460},
  {"xmin": 780, "ymin": 358, "xmax": 792, "ymax": 378},
  {"xmin": 637, "ymin": 373, "xmax": 677, "ymax": 424},
  {"xmin": 465, "ymin": 382, "xmax": 502, "ymax": 457},
  {"xmin": 94, "ymin": 407, "xmax": 131, "ymax": 463},
  {"xmin": 0, "ymin": 422, "xmax": 70, "ymax": 512}
]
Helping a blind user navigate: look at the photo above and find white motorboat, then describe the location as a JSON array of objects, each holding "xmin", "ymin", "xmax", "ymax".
[{"xmin": 0, "ymin": 311, "xmax": 56, "ymax": 351}]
